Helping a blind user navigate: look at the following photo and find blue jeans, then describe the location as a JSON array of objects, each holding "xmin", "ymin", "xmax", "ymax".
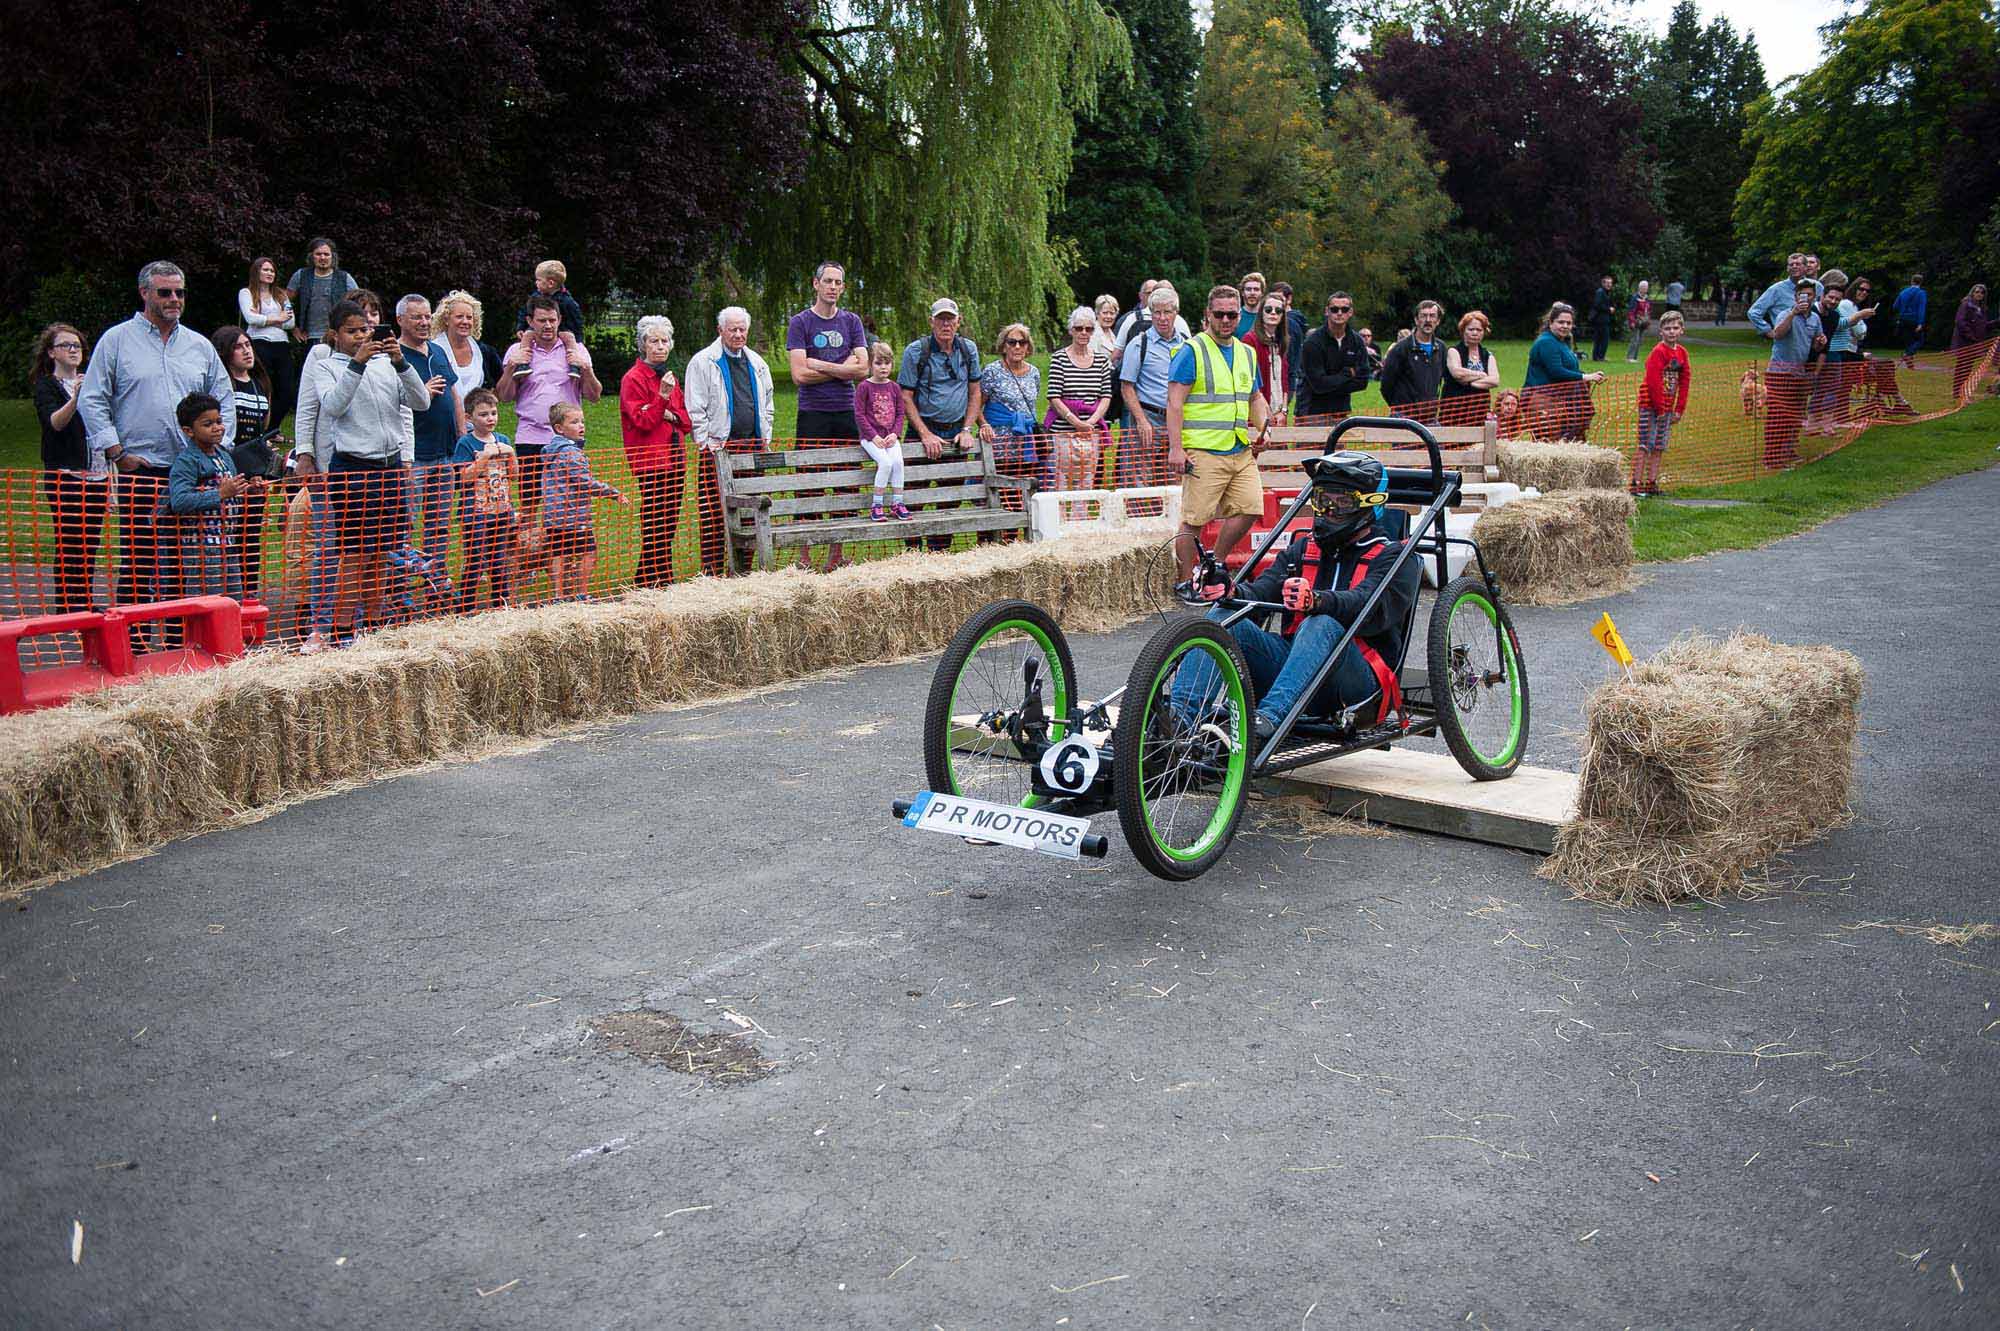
[
  {"xmin": 410, "ymin": 459, "xmax": 458, "ymax": 553},
  {"xmin": 1171, "ymin": 609, "xmax": 1379, "ymax": 725}
]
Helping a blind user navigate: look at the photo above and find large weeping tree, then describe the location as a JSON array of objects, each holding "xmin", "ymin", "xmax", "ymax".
[{"xmin": 748, "ymin": 0, "xmax": 1129, "ymax": 341}]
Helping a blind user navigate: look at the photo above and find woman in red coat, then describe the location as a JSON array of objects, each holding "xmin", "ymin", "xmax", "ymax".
[{"xmin": 620, "ymin": 315, "xmax": 699, "ymax": 586}]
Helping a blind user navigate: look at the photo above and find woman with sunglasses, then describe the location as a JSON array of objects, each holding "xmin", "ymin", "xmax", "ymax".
[
  {"xmin": 978, "ymin": 324, "xmax": 1044, "ymax": 489},
  {"xmin": 1522, "ymin": 302, "xmax": 1605, "ymax": 441},
  {"xmin": 1045, "ymin": 307, "xmax": 1113, "ymax": 516},
  {"xmin": 32, "ymin": 323, "xmax": 107, "ymax": 613},
  {"xmin": 1243, "ymin": 296, "xmax": 1293, "ymax": 427}
]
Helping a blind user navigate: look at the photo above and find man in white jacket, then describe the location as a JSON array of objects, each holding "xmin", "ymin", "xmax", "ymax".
[
  {"xmin": 297, "ymin": 299, "xmax": 431, "ymax": 653},
  {"xmin": 684, "ymin": 307, "xmax": 774, "ymax": 449}
]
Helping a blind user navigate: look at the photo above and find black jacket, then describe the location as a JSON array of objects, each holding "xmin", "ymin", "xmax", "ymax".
[
  {"xmin": 1377, "ymin": 336, "xmax": 1446, "ymax": 412},
  {"xmin": 1589, "ymin": 287, "xmax": 1616, "ymax": 330},
  {"xmin": 1298, "ymin": 326, "xmax": 1371, "ymax": 416},
  {"xmin": 1240, "ymin": 524, "xmax": 1420, "ymax": 667}
]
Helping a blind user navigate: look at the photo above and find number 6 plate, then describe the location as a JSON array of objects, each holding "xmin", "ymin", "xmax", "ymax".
[{"xmin": 1037, "ymin": 736, "xmax": 1101, "ymax": 793}]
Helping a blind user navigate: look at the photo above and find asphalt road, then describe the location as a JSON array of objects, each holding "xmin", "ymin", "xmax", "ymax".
[{"xmin": 4, "ymin": 468, "xmax": 1998, "ymax": 1328}]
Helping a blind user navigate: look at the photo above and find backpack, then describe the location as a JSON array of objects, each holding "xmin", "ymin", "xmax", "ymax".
[
  {"xmin": 912, "ymin": 333, "xmax": 977, "ymax": 409},
  {"xmin": 1110, "ymin": 329, "xmax": 1163, "ymax": 424}
]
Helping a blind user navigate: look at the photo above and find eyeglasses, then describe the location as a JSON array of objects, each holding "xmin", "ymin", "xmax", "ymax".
[
  {"xmin": 1326, "ymin": 305, "xmax": 1351, "ymax": 314},
  {"xmin": 1263, "ymin": 306, "xmax": 1283, "ymax": 315},
  {"xmin": 52, "ymin": 341, "xmax": 82, "ymax": 350},
  {"xmin": 153, "ymin": 288, "xmax": 185, "ymax": 298},
  {"xmin": 1003, "ymin": 337, "xmax": 1029, "ymax": 347},
  {"xmin": 1208, "ymin": 310, "xmax": 1238, "ymax": 320},
  {"xmin": 1070, "ymin": 325, "xmax": 1093, "ymax": 332}
]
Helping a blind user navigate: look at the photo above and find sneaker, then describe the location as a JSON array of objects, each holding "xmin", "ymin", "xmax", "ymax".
[
  {"xmin": 1250, "ymin": 711, "xmax": 1279, "ymax": 751},
  {"xmin": 299, "ymin": 632, "xmax": 333, "ymax": 656},
  {"xmin": 891, "ymin": 503, "xmax": 913, "ymax": 520},
  {"xmin": 871, "ymin": 503, "xmax": 887, "ymax": 522}
]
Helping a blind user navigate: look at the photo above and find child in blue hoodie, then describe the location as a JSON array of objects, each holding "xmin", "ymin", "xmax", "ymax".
[
  {"xmin": 540, "ymin": 401, "xmax": 626, "ymax": 599},
  {"xmin": 167, "ymin": 392, "xmax": 268, "ymax": 599}
]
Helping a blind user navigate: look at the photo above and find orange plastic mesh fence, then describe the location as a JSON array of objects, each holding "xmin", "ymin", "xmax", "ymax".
[
  {"xmin": 4, "ymin": 338, "xmax": 1991, "ymax": 672},
  {"xmin": 1295, "ymin": 338, "xmax": 1997, "ymax": 488}
]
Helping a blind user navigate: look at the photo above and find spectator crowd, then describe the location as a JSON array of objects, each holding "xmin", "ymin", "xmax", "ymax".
[{"xmin": 26, "ymin": 241, "xmax": 1996, "ymax": 652}]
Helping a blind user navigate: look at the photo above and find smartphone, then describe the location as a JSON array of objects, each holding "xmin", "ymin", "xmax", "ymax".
[{"xmin": 371, "ymin": 323, "xmax": 397, "ymax": 343}]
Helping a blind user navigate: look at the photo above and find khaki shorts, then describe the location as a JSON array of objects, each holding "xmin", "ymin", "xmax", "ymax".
[{"xmin": 1181, "ymin": 447, "xmax": 1262, "ymax": 526}]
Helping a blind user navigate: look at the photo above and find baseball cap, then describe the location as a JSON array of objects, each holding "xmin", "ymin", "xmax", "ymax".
[{"xmin": 929, "ymin": 298, "xmax": 961, "ymax": 319}]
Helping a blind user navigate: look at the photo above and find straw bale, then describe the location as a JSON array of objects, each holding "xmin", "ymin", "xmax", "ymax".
[
  {"xmin": 1541, "ymin": 632, "xmax": 1864, "ymax": 906},
  {"xmin": 1, "ymin": 531, "xmax": 1167, "ymax": 892},
  {"xmin": 1497, "ymin": 441, "xmax": 1626, "ymax": 492},
  {"xmin": 1471, "ymin": 489, "xmax": 1636, "ymax": 606}
]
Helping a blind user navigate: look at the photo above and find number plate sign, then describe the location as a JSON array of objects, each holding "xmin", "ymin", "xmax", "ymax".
[
  {"xmin": 901, "ymin": 791, "xmax": 1092, "ymax": 860},
  {"xmin": 1036, "ymin": 736, "xmax": 1101, "ymax": 794}
]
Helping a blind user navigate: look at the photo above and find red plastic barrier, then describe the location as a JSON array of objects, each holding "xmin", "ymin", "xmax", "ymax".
[{"xmin": 0, "ymin": 595, "xmax": 264, "ymax": 713}]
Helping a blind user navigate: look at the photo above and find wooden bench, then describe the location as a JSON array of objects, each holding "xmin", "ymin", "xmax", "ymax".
[
  {"xmin": 714, "ymin": 439, "xmax": 1033, "ymax": 570},
  {"xmin": 1256, "ymin": 418, "xmax": 1499, "ymax": 501}
]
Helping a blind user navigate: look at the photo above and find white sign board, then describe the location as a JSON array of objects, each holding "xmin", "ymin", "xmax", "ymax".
[
  {"xmin": 1036, "ymin": 736, "xmax": 1101, "ymax": 794},
  {"xmin": 901, "ymin": 791, "xmax": 1092, "ymax": 860}
]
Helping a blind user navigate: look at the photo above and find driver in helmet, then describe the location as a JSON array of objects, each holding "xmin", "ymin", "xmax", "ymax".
[{"xmin": 1193, "ymin": 450, "xmax": 1421, "ymax": 746}]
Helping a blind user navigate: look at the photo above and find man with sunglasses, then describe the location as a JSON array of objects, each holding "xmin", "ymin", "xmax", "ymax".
[
  {"xmin": 1186, "ymin": 451, "xmax": 1419, "ymax": 749},
  {"xmin": 79, "ymin": 260, "xmax": 235, "ymax": 645},
  {"xmin": 1298, "ymin": 292, "xmax": 1370, "ymax": 418},
  {"xmin": 1167, "ymin": 284, "xmax": 1272, "ymax": 579}
]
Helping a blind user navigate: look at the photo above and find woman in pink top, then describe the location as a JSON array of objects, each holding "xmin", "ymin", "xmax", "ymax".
[{"xmin": 854, "ymin": 341, "xmax": 911, "ymax": 520}]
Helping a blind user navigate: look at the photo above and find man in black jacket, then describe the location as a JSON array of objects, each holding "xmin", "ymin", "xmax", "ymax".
[
  {"xmin": 1588, "ymin": 275, "xmax": 1616, "ymax": 361},
  {"xmin": 1377, "ymin": 301, "xmax": 1446, "ymax": 423},
  {"xmin": 1183, "ymin": 452, "xmax": 1419, "ymax": 747},
  {"xmin": 1298, "ymin": 291, "xmax": 1370, "ymax": 417}
]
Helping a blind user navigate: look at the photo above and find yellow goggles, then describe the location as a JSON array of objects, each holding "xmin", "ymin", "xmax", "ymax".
[{"xmin": 1310, "ymin": 489, "xmax": 1387, "ymax": 515}]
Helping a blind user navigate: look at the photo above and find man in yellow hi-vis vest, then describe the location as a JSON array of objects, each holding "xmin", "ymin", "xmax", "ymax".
[{"xmin": 1167, "ymin": 284, "xmax": 1272, "ymax": 580}]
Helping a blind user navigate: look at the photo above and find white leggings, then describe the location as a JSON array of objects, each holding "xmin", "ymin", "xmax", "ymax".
[{"xmin": 859, "ymin": 437, "xmax": 906, "ymax": 493}]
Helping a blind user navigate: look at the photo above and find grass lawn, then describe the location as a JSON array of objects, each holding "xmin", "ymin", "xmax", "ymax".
[{"xmin": 1632, "ymin": 396, "xmax": 2000, "ymax": 562}]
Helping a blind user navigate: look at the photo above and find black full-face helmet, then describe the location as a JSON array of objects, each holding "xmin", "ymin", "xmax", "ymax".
[{"xmin": 1301, "ymin": 450, "xmax": 1388, "ymax": 544}]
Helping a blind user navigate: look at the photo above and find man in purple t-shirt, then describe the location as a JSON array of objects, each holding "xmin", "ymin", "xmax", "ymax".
[
  {"xmin": 497, "ymin": 294, "xmax": 603, "ymax": 520},
  {"xmin": 786, "ymin": 262, "xmax": 869, "ymax": 441}
]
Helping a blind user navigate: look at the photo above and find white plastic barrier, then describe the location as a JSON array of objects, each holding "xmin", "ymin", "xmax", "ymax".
[
  {"xmin": 1029, "ymin": 486, "xmax": 1184, "ymax": 542},
  {"xmin": 1423, "ymin": 483, "xmax": 1536, "ymax": 586}
]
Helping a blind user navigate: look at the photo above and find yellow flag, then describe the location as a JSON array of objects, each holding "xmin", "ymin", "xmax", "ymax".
[{"xmin": 1592, "ymin": 613, "xmax": 1634, "ymax": 671}]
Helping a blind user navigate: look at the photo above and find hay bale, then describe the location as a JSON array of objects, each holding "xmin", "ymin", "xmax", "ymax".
[
  {"xmin": 0, "ymin": 531, "xmax": 1170, "ymax": 892},
  {"xmin": 1543, "ymin": 633, "xmax": 1863, "ymax": 905},
  {"xmin": 1497, "ymin": 441, "xmax": 1626, "ymax": 492},
  {"xmin": 1471, "ymin": 489, "xmax": 1635, "ymax": 606}
]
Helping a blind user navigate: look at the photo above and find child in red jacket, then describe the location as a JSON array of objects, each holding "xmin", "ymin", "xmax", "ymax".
[{"xmin": 1633, "ymin": 309, "xmax": 1690, "ymax": 496}]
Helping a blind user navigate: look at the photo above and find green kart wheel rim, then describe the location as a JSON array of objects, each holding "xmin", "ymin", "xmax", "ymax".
[
  {"xmin": 941, "ymin": 617, "xmax": 1070, "ymax": 808},
  {"xmin": 1445, "ymin": 591, "xmax": 1524, "ymax": 768},
  {"xmin": 1136, "ymin": 637, "xmax": 1249, "ymax": 863}
]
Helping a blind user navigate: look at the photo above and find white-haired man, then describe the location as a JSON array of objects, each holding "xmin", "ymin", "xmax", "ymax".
[
  {"xmin": 79, "ymin": 259, "xmax": 234, "ymax": 646},
  {"xmin": 685, "ymin": 306, "xmax": 774, "ymax": 449}
]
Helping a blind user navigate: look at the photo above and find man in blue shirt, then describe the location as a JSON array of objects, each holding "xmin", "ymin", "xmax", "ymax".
[
  {"xmin": 1746, "ymin": 253, "xmax": 1822, "ymax": 341},
  {"xmin": 1118, "ymin": 286, "xmax": 1190, "ymax": 481},
  {"xmin": 396, "ymin": 294, "xmax": 462, "ymax": 569},
  {"xmin": 78, "ymin": 259, "xmax": 235, "ymax": 643},
  {"xmin": 1893, "ymin": 274, "xmax": 1927, "ymax": 364},
  {"xmin": 1757, "ymin": 279, "xmax": 1823, "ymax": 468},
  {"xmin": 897, "ymin": 298, "xmax": 986, "ymax": 551}
]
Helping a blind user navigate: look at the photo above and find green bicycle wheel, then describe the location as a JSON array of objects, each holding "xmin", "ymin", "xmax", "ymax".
[
  {"xmin": 1113, "ymin": 615, "xmax": 1252, "ymax": 880},
  {"xmin": 923, "ymin": 600, "xmax": 1076, "ymax": 807},
  {"xmin": 1427, "ymin": 574, "xmax": 1530, "ymax": 780}
]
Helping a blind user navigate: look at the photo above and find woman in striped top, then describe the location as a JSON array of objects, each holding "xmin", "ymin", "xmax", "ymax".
[
  {"xmin": 1045, "ymin": 306, "xmax": 1113, "ymax": 514},
  {"xmin": 213, "ymin": 326, "xmax": 277, "ymax": 596}
]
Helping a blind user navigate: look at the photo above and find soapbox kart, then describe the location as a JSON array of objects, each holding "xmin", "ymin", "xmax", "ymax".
[{"xmin": 894, "ymin": 417, "xmax": 1531, "ymax": 880}]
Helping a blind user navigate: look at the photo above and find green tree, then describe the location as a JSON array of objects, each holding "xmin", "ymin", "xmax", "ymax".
[
  {"xmin": 1057, "ymin": 0, "xmax": 1208, "ymax": 304},
  {"xmin": 1734, "ymin": 0, "xmax": 2000, "ymax": 278},
  {"xmin": 1197, "ymin": 0, "xmax": 1448, "ymax": 301},
  {"xmin": 1297, "ymin": 0, "xmax": 1362, "ymax": 107},
  {"xmin": 1640, "ymin": 1, "xmax": 1766, "ymax": 289},
  {"xmin": 750, "ymin": 0, "xmax": 1129, "ymax": 343}
]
